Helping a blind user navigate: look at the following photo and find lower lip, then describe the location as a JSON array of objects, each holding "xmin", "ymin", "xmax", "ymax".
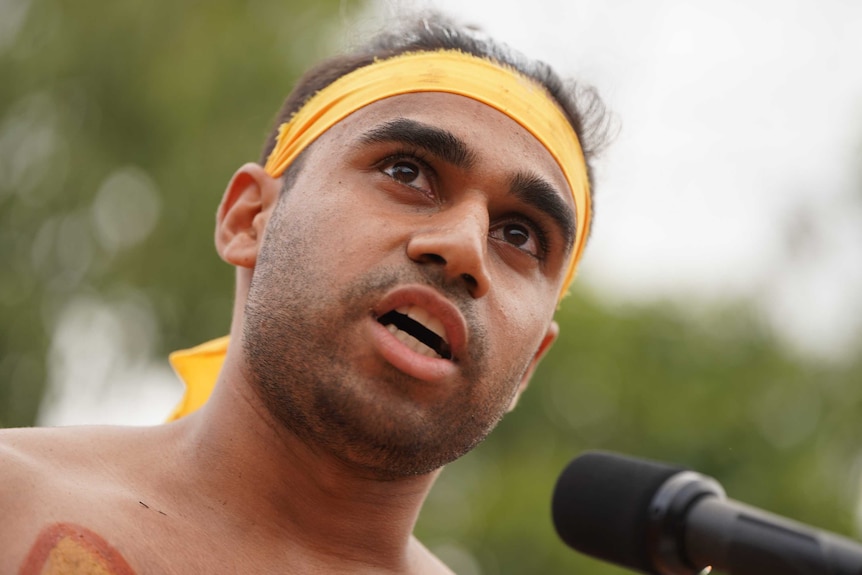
[{"xmin": 368, "ymin": 320, "xmax": 458, "ymax": 382}]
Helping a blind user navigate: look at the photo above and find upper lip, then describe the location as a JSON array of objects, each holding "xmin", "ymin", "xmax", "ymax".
[{"xmin": 371, "ymin": 285, "xmax": 468, "ymax": 362}]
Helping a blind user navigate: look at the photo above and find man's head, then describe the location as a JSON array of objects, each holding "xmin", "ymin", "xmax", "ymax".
[{"xmin": 214, "ymin": 13, "xmax": 609, "ymax": 480}]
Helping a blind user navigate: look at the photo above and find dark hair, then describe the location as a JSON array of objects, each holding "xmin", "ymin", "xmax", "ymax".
[{"xmin": 260, "ymin": 12, "xmax": 611, "ymax": 231}]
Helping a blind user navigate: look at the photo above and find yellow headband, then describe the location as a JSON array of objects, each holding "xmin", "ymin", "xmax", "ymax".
[{"xmin": 264, "ymin": 49, "xmax": 591, "ymax": 299}]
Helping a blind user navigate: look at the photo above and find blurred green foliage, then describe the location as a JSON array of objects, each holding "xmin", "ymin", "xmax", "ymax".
[
  {"xmin": 2, "ymin": 2, "xmax": 861, "ymax": 574},
  {"xmin": 0, "ymin": 0, "xmax": 346, "ymax": 427}
]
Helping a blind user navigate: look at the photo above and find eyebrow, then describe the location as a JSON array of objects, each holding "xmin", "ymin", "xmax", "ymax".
[
  {"xmin": 357, "ymin": 118, "xmax": 477, "ymax": 169},
  {"xmin": 509, "ymin": 171, "xmax": 576, "ymax": 255}
]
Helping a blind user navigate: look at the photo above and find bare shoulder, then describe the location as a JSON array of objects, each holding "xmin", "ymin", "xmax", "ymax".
[
  {"xmin": 409, "ymin": 536, "xmax": 457, "ymax": 575},
  {"xmin": 0, "ymin": 424, "xmax": 147, "ymax": 482},
  {"xmin": 0, "ymin": 428, "xmax": 47, "ymax": 522},
  {"xmin": 0, "ymin": 427, "xmax": 92, "ymax": 570},
  {"xmin": 0, "ymin": 423, "xmax": 167, "ymax": 516},
  {"xmin": 0, "ymin": 425, "xmax": 168, "ymax": 574},
  {"xmin": 0, "ymin": 426, "xmax": 85, "ymax": 496}
]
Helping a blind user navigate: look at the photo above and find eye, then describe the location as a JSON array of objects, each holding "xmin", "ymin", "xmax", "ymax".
[
  {"xmin": 490, "ymin": 220, "xmax": 547, "ymax": 259},
  {"xmin": 380, "ymin": 156, "xmax": 434, "ymax": 195},
  {"xmin": 501, "ymin": 223, "xmax": 530, "ymax": 247}
]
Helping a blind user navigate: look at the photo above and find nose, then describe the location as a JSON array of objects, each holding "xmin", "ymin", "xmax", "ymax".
[{"xmin": 406, "ymin": 200, "xmax": 491, "ymax": 299}]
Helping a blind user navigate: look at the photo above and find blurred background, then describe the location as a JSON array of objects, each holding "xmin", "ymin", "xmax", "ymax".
[{"xmin": 1, "ymin": 0, "xmax": 861, "ymax": 573}]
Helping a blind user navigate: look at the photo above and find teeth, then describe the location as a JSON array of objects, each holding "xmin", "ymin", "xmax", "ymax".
[
  {"xmin": 379, "ymin": 305, "xmax": 450, "ymax": 359},
  {"xmin": 403, "ymin": 306, "xmax": 448, "ymax": 342},
  {"xmin": 391, "ymin": 325, "xmax": 440, "ymax": 358}
]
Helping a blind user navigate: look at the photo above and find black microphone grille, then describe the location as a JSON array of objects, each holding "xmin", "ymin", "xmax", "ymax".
[{"xmin": 552, "ymin": 451, "xmax": 685, "ymax": 574}]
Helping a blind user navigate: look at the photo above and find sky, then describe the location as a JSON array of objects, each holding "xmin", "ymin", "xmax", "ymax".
[{"xmin": 37, "ymin": 0, "xmax": 862, "ymax": 426}]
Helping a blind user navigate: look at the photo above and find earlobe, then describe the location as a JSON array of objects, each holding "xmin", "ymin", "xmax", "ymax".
[
  {"xmin": 507, "ymin": 320, "xmax": 559, "ymax": 412},
  {"xmin": 215, "ymin": 163, "xmax": 280, "ymax": 269}
]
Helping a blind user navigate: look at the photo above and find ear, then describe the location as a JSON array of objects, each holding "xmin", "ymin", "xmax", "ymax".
[
  {"xmin": 215, "ymin": 163, "xmax": 280, "ymax": 269},
  {"xmin": 507, "ymin": 320, "xmax": 559, "ymax": 412}
]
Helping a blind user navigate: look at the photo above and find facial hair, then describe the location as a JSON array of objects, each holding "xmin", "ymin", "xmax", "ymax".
[{"xmin": 241, "ymin": 202, "xmax": 531, "ymax": 480}]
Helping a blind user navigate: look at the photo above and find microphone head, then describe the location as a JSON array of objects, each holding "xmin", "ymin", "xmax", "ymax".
[{"xmin": 552, "ymin": 451, "xmax": 685, "ymax": 574}]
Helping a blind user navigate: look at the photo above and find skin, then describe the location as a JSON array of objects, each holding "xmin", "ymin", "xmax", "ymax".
[{"xmin": 0, "ymin": 91, "xmax": 575, "ymax": 574}]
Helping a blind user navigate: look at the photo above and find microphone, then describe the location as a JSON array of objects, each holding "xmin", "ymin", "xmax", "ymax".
[{"xmin": 552, "ymin": 451, "xmax": 862, "ymax": 575}]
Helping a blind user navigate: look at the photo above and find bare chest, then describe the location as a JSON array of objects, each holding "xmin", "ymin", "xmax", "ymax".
[{"xmin": 4, "ymin": 492, "xmax": 279, "ymax": 575}]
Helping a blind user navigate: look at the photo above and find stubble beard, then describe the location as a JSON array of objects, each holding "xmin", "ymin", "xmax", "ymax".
[{"xmin": 241, "ymin": 221, "xmax": 527, "ymax": 480}]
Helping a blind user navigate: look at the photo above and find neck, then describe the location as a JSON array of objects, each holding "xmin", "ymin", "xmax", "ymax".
[{"xmin": 168, "ymin": 341, "xmax": 439, "ymax": 571}]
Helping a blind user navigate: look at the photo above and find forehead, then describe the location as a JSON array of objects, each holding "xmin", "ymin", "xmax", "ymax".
[{"xmin": 317, "ymin": 92, "xmax": 575, "ymax": 210}]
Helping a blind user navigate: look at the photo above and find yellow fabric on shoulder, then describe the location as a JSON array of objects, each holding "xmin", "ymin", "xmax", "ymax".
[{"xmin": 166, "ymin": 336, "xmax": 229, "ymax": 421}]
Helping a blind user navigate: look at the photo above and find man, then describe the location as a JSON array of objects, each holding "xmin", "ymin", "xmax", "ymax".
[{"xmin": 0, "ymin": 13, "xmax": 607, "ymax": 574}]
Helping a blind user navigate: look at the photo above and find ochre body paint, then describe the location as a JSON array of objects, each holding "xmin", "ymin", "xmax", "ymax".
[{"xmin": 19, "ymin": 523, "xmax": 135, "ymax": 575}]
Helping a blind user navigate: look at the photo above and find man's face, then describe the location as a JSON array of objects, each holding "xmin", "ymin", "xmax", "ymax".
[{"xmin": 241, "ymin": 92, "xmax": 576, "ymax": 479}]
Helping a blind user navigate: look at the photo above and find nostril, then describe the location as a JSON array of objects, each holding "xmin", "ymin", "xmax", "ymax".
[
  {"xmin": 420, "ymin": 253, "xmax": 446, "ymax": 266},
  {"xmin": 460, "ymin": 273, "xmax": 477, "ymax": 289}
]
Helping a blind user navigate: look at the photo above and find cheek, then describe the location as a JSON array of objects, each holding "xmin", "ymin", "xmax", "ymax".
[
  {"xmin": 333, "ymin": 185, "xmax": 412, "ymax": 253},
  {"xmin": 490, "ymin": 293, "xmax": 552, "ymax": 353},
  {"xmin": 325, "ymin": 203, "xmax": 399, "ymax": 265},
  {"xmin": 280, "ymin": 183, "xmax": 403, "ymax": 270}
]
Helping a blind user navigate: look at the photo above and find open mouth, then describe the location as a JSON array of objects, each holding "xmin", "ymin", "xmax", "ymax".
[{"xmin": 377, "ymin": 306, "xmax": 452, "ymax": 360}]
